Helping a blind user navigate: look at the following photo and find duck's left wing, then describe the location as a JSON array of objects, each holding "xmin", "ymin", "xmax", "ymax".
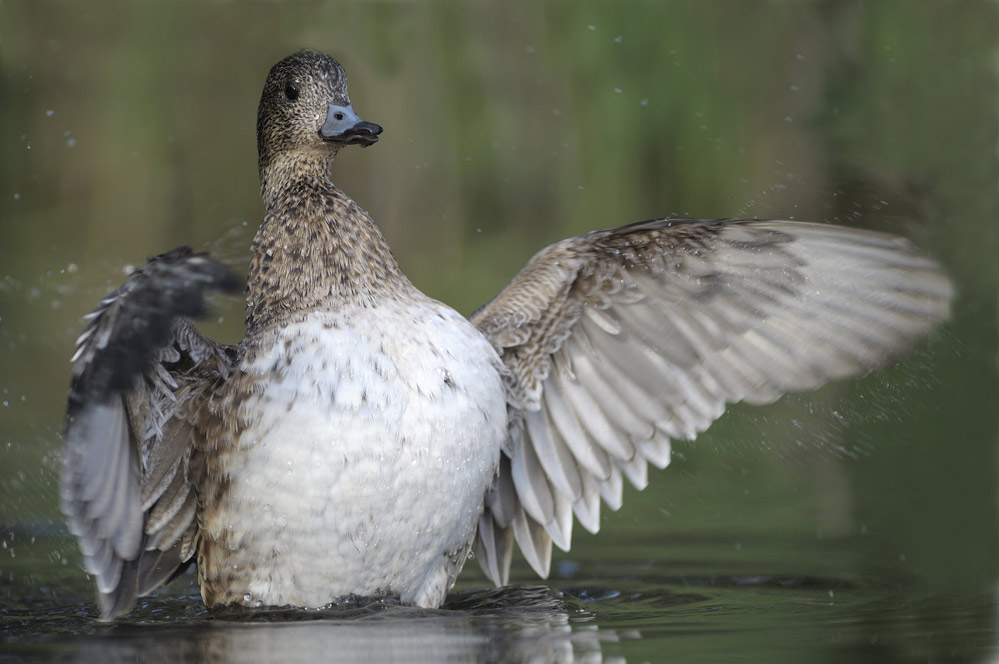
[
  {"xmin": 470, "ymin": 218, "xmax": 952, "ymax": 586},
  {"xmin": 61, "ymin": 248, "xmax": 239, "ymax": 619}
]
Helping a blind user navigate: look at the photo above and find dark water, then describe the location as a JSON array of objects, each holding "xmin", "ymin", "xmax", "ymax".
[
  {"xmin": 1, "ymin": 1, "xmax": 996, "ymax": 662},
  {"xmin": 4, "ymin": 530, "xmax": 994, "ymax": 662}
]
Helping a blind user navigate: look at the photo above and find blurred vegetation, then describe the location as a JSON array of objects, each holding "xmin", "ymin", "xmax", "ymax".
[{"xmin": 0, "ymin": 0, "xmax": 995, "ymax": 654}]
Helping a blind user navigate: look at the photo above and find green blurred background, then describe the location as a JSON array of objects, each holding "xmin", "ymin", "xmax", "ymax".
[{"xmin": 0, "ymin": 0, "xmax": 996, "ymax": 657}]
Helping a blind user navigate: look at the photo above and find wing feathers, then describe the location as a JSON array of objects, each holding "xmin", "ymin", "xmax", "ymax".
[
  {"xmin": 573, "ymin": 470, "xmax": 602, "ymax": 534},
  {"xmin": 510, "ymin": 432, "xmax": 555, "ymax": 526},
  {"xmin": 511, "ymin": 508, "xmax": 553, "ymax": 578},
  {"xmin": 554, "ymin": 354, "xmax": 637, "ymax": 461},
  {"xmin": 565, "ymin": 337, "xmax": 655, "ymax": 440},
  {"xmin": 636, "ymin": 430, "xmax": 672, "ymax": 470},
  {"xmin": 476, "ymin": 512, "xmax": 512, "ymax": 586},
  {"xmin": 598, "ymin": 465, "xmax": 624, "ymax": 511},
  {"xmin": 523, "ymin": 408, "xmax": 582, "ymax": 502},
  {"xmin": 544, "ymin": 382, "xmax": 611, "ymax": 483},
  {"xmin": 61, "ymin": 247, "xmax": 238, "ymax": 620},
  {"xmin": 473, "ymin": 218, "xmax": 951, "ymax": 585}
]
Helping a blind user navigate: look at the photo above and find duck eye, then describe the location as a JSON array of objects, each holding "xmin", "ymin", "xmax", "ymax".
[
  {"xmin": 284, "ymin": 82, "xmax": 300, "ymax": 101},
  {"xmin": 334, "ymin": 112, "xmax": 344, "ymax": 121}
]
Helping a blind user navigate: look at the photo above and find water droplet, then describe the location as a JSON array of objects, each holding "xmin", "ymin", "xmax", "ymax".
[
  {"xmin": 614, "ymin": 35, "xmax": 623, "ymax": 43},
  {"xmin": 46, "ymin": 110, "xmax": 54, "ymax": 117},
  {"xmin": 12, "ymin": 193, "xmax": 20, "ymax": 200},
  {"xmin": 64, "ymin": 132, "xmax": 76, "ymax": 147},
  {"xmin": 243, "ymin": 592, "xmax": 252, "ymax": 602}
]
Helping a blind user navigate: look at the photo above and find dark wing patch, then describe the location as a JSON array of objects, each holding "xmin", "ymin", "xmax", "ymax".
[{"xmin": 61, "ymin": 247, "xmax": 239, "ymax": 620}]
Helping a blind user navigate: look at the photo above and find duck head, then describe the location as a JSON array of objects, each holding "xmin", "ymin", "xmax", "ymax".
[{"xmin": 257, "ymin": 49, "xmax": 382, "ymax": 175}]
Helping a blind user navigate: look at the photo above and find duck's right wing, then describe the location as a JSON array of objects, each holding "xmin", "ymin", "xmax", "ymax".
[
  {"xmin": 470, "ymin": 218, "xmax": 952, "ymax": 586},
  {"xmin": 61, "ymin": 248, "xmax": 240, "ymax": 620}
]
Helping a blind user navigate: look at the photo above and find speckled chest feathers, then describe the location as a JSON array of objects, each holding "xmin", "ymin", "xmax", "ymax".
[
  {"xmin": 246, "ymin": 155, "xmax": 407, "ymax": 332},
  {"xmin": 197, "ymin": 298, "xmax": 506, "ymax": 609}
]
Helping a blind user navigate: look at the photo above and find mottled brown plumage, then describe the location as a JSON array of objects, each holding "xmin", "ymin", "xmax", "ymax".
[
  {"xmin": 61, "ymin": 50, "xmax": 952, "ymax": 620},
  {"xmin": 61, "ymin": 248, "xmax": 238, "ymax": 618}
]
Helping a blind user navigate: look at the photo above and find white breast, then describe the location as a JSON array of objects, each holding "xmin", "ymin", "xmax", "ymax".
[{"xmin": 207, "ymin": 298, "xmax": 507, "ymax": 608}]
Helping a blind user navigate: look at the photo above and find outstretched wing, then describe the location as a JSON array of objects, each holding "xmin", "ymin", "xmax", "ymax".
[
  {"xmin": 61, "ymin": 247, "xmax": 240, "ymax": 620},
  {"xmin": 471, "ymin": 218, "xmax": 952, "ymax": 585}
]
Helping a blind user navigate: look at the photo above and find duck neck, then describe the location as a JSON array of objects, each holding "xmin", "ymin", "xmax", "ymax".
[{"xmin": 246, "ymin": 151, "xmax": 413, "ymax": 333}]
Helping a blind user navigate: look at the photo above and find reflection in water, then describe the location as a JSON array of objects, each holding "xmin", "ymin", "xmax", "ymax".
[
  {"xmin": 57, "ymin": 587, "xmax": 635, "ymax": 664},
  {"xmin": 4, "ymin": 532, "xmax": 994, "ymax": 662}
]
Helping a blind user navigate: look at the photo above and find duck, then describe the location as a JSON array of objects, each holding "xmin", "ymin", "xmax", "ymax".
[{"xmin": 61, "ymin": 49, "xmax": 953, "ymax": 621}]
